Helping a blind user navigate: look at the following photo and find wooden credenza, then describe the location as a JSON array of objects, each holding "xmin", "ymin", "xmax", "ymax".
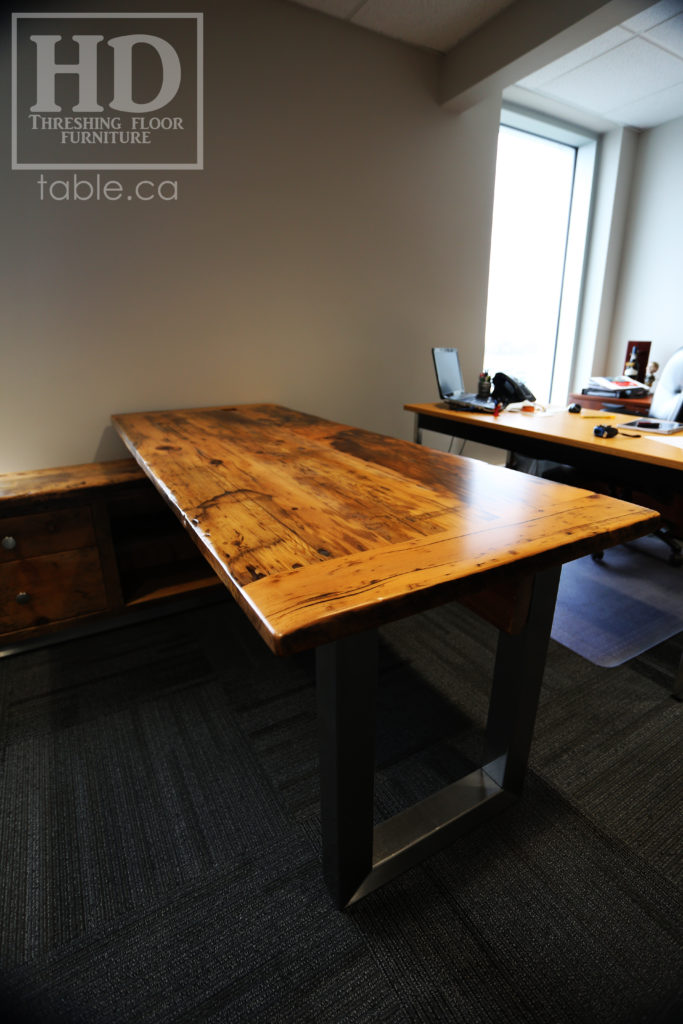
[
  {"xmin": 568, "ymin": 392, "xmax": 652, "ymax": 414},
  {"xmin": 0, "ymin": 459, "xmax": 221, "ymax": 646}
]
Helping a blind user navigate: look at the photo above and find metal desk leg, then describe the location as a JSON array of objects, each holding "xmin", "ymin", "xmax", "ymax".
[
  {"xmin": 484, "ymin": 566, "xmax": 562, "ymax": 792},
  {"xmin": 316, "ymin": 630, "xmax": 378, "ymax": 909},
  {"xmin": 315, "ymin": 566, "xmax": 562, "ymax": 908},
  {"xmin": 673, "ymin": 649, "xmax": 683, "ymax": 701}
]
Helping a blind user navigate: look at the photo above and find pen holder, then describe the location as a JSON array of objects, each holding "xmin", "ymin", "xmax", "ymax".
[{"xmin": 477, "ymin": 373, "xmax": 491, "ymax": 400}]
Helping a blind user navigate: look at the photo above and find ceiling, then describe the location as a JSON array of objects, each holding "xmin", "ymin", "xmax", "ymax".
[{"xmin": 288, "ymin": 0, "xmax": 683, "ymax": 131}]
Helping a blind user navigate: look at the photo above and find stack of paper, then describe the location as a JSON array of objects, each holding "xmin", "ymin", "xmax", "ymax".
[{"xmin": 583, "ymin": 376, "xmax": 650, "ymax": 396}]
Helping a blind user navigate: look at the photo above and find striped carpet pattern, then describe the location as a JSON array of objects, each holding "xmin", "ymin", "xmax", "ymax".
[{"xmin": 0, "ymin": 597, "xmax": 681, "ymax": 1023}]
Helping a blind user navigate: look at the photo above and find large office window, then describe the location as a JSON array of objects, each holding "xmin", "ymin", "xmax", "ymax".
[{"xmin": 484, "ymin": 109, "xmax": 597, "ymax": 404}]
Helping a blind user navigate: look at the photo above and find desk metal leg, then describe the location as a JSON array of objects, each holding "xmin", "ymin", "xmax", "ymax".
[
  {"xmin": 316, "ymin": 567, "xmax": 562, "ymax": 909},
  {"xmin": 673, "ymin": 650, "xmax": 683, "ymax": 701},
  {"xmin": 484, "ymin": 566, "xmax": 562, "ymax": 792},
  {"xmin": 316, "ymin": 631, "xmax": 378, "ymax": 909}
]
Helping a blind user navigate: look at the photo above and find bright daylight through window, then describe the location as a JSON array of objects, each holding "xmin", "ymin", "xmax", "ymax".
[{"xmin": 484, "ymin": 110, "xmax": 597, "ymax": 404}]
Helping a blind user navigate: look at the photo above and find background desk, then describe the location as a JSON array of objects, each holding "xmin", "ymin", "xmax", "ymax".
[
  {"xmin": 568, "ymin": 392, "xmax": 652, "ymax": 414},
  {"xmin": 405, "ymin": 402, "xmax": 683, "ymax": 495},
  {"xmin": 113, "ymin": 404, "xmax": 656, "ymax": 907}
]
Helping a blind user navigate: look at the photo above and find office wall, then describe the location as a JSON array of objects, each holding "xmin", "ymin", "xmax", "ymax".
[
  {"xmin": 0, "ymin": 0, "xmax": 501, "ymax": 472},
  {"xmin": 607, "ymin": 115, "xmax": 683, "ymax": 377}
]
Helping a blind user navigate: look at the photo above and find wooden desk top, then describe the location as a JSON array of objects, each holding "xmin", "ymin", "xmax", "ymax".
[
  {"xmin": 112, "ymin": 405, "xmax": 657, "ymax": 655},
  {"xmin": 405, "ymin": 403, "xmax": 683, "ymax": 473}
]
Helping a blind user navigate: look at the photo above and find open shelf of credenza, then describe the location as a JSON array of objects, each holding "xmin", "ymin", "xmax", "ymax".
[{"xmin": 0, "ymin": 458, "xmax": 221, "ymax": 645}]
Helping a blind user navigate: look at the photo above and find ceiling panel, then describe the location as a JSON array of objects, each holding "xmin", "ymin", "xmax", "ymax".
[
  {"xmin": 534, "ymin": 36, "xmax": 683, "ymax": 114},
  {"xmin": 622, "ymin": 0, "xmax": 683, "ymax": 31},
  {"xmin": 645, "ymin": 10, "xmax": 683, "ymax": 54},
  {"xmin": 288, "ymin": 0, "xmax": 516, "ymax": 52},
  {"xmin": 352, "ymin": 0, "xmax": 515, "ymax": 52},
  {"xmin": 287, "ymin": 0, "xmax": 683, "ymax": 129},
  {"xmin": 519, "ymin": 27, "xmax": 634, "ymax": 89},
  {"xmin": 508, "ymin": 0, "xmax": 683, "ymax": 129},
  {"xmin": 607, "ymin": 79, "xmax": 683, "ymax": 125}
]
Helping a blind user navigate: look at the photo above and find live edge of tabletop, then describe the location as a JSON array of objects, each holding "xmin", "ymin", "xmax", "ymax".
[{"xmin": 110, "ymin": 404, "xmax": 657, "ymax": 907}]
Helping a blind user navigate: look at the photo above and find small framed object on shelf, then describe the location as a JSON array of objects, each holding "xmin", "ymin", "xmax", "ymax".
[{"xmin": 623, "ymin": 341, "xmax": 651, "ymax": 382}]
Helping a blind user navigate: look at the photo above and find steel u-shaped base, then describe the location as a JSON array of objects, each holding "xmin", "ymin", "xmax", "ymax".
[{"xmin": 315, "ymin": 566, "xmax": 561, "ymax": 908}]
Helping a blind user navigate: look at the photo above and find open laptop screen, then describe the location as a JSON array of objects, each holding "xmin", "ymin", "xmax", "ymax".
[{"xmin": 432, "ymin": 347, "xmax": 464, "ymax": 400}]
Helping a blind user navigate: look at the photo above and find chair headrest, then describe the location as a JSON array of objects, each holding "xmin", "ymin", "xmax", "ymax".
[{"xmin": 651, "ymin": 346, "xmax": 683, "ymax": 421}]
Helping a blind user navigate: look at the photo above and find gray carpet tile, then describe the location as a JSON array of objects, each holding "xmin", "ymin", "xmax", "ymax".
[{"xmin": 1, "ymin": 597, "xmax": 681, "ymax": 1024}]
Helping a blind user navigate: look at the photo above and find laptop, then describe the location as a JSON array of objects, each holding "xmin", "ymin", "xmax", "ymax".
[
  {"xmin": 432, "ymin": 347, "xmax": 498, "ymax": 412},
  {"xmin": 621, "ymin": 418, "xmax": 683, "ymax": 435}
]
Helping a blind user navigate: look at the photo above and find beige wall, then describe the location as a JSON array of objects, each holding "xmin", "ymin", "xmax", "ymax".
[
  {"xmin": 607, "ymin": 115, "xmax": 683, "ymax": 376},
  {"xmin": 0, "ymin": 0, "xmax": 501, "ymax": 472}
]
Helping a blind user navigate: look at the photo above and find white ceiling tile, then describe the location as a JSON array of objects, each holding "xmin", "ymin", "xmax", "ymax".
[
  {"xmin": 645, "ymin": 10, "xmax": 683, "ymax": 55},
  {"xmin": 352, "ymin": 0, "xmax": 515, "ymax": 53},
  {"xmin": 288, "ymin": 0, "xmax": 683, "ymax": 128},
  {"xmin": 622, "ymin": 0, "xmax": 683, "ymax": 33},
  {"xmin": 518, "ymin": 26, "xmax": 633, "ymax": 88},
  {"xmin": 538, "ymin": 36, "xmax": 683, "ymax": 114},
  {"xmin": 606, "ymin": 79, "xmax": 683, "ymax": 126}
]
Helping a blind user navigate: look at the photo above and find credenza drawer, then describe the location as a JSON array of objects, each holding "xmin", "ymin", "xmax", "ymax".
[
  {"xmin": 0, "ymin": 506, "xmax": 96, "ymax": 563},
  {"xmin": 0, "ymin": 547, "xmax": 108, "ymax": 633}
]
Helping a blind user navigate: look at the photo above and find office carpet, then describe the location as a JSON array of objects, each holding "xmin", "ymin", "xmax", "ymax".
[
  {"xmin": 552, "ymin": 535, "xmax": 683, "ymax": 667},
  {"xmin": 0, "ymin": 597, "xmax": 681, "ymax": 1024}
]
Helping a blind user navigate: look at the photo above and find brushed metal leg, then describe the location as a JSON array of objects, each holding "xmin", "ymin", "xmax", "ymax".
[{"xmin": 315, "ymin": 566, "xmax": 562, "ymax": 908}]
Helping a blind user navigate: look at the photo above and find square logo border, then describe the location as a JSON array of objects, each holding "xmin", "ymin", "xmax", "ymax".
[{"xmin": 11, "ymin": 11, "xmax": 204, "ymax": 170}]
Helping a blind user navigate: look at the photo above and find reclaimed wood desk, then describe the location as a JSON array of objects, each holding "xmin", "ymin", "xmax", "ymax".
[{"xmin": 112, "ymin": 404, "xmax": 657, "ymax": 907}]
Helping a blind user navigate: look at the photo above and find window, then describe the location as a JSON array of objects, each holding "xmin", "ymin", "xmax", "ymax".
[{"xmin": 484, "ymin": 107, "xmax": 597, "ymax": 404}]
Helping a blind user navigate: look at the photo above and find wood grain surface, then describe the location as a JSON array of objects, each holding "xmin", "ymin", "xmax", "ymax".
[
  {"xmin": 112, "ymin": 405, "xmax": 659, "ymax": 654},
  {"xmin": 0, "ymin": 547, "xmax": 108, "ymax": 633},
  {"xmin": 0, "ymin": 459, "xmax": 144, "ymax": 509}
]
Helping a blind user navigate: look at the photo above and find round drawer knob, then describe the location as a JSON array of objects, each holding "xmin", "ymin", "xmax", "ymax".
[
  {"xmin": 15, "ymin": 592, "xmax": 32, "ymax": 604},
  {"xmin": 2, "ymin": 536, "xmax": 17, "ymax": 551}
]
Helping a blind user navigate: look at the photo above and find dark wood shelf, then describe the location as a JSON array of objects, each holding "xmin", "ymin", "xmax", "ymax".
[
  {"xmin": 569, "ymin": 392, "xmax": 652, "ymax": 414},
  {"xmin": 0, "ymin": 459, "xmax": 222, "ymax": 646},
  {"xmin": 122, "ymin": 562, "xmax": 220, "ymax": 606}
]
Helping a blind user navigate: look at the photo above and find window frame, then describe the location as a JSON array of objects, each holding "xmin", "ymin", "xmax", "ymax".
[{"xmin": 488, "ymin": 104, "xmax": 599, "ymax": 404}]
